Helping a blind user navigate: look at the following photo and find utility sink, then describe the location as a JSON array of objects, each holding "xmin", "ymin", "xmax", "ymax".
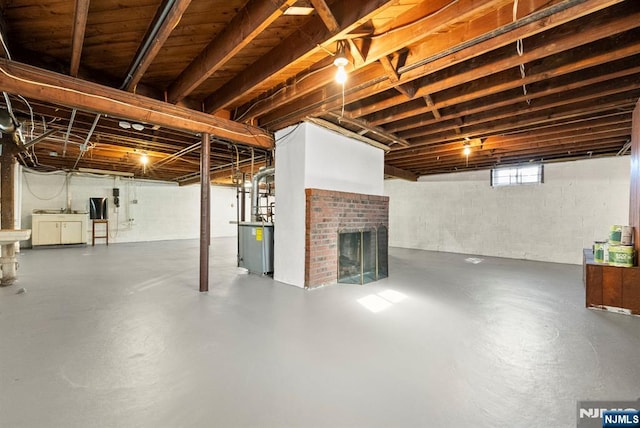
[{"xmin": 0, "ymin": 229, "xmax": 31, "ymax": 245}]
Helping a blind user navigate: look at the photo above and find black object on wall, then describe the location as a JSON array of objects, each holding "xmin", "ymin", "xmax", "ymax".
[
  {"xmin": 112, "ymin": 188, "xmax": 120, "ymax": 208},
  {"xmin": 89, "ymin": 197, "xmax": 108, "ymax": 219}
]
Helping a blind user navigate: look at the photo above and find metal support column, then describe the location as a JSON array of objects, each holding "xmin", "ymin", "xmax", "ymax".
[{"xmin": 199, "ymin": 133, "xmax": 210, "ymax": 292}]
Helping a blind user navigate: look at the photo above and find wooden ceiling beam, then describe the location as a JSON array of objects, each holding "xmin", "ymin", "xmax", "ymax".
[
  {"xmin": 305, "ymin": 117, "xmax": 390, "ymax": 151},
  {"xmin": 409, "ymin": 145, "xmax": 628, "ymax": 175},
  {"xmin": 393, "ymin": 112, "xmax": 634, "ymax": 158},
  {"xmin": 0, "ymin": 59, "xmax": 273, "ymax": 149},
  {"xmin": 393, "ymin": 97, "xmax": 638, "ymax": 158},
  {"xmin": 166, "ymin": 0, "xmax": 296, "ymax": 104},
  {"xmin": 401, "ymin": 0, "xmax": 629, "ymax": 86},
  {"xmin": 378, "ymin": 55, "xmax": 399, "ymax": 82},
  {"xmin": 423, "ymin": 94, "xmax": 441, "ymax": 120},
  {"xmin": 389, "ymin": 126, "xmax": 633, "ymax": 167},
  {"xmin": 124, "ymin": 0, "xmax": 193, "ymax": 92},
  {"xmin": 240, "ymin": 0, "xmax": 524, "ymax": 122},
  {"xmin": 378, "ymin": 55, "xmax": 415, "ymax": 99},
  {"xmin": 203, "ymin": 0, "xmax": 400, "ymax": 113},
  {"xmin": 384, "ymin": 164, "xmax": 417, "ymax": 181},
  {"xmin": 347, "ymin": 39, "xmax": 366, "ymax": 67},
  {"xmin": 238, "ymin": 60, "xmax": 385, "ymax": 124},
  {"xmin": 69, "ymin": 0, "xmax": 90, "ymax": 78},
  {"xmin": 309, "ymin": 0, "xmax": 339, "ymax": 33},
  {"xmin": 388, "ymin": 109, "xmax": 634, "ymax": 163},
  {"xmin": 394, "ymin": 142, "xmax": 628, "ymax": 173},
  {"xmin": 363, "ymin": 0, "xmax": 513, "ymax": 66},
  {"xmin": 352, "ymin": 32, "xmax": 640, "ymax": 121},
  {"xmin": 324, "ymin": 112, "xmax": 409, "ymax": 146},
  {"xmin": 386, "ymin": 63, "xmax": 640, "ymax": 135},
  {"xmin": 397, "ymin": 77, "xmax": 640, "ymax": 140},
  {"xmin": 259, "ymin": 0, "xmax": 630, "ymax": 129},
  {"xmin": 396, "ymin": 137, "xmax": 629, "ymax": 171}
]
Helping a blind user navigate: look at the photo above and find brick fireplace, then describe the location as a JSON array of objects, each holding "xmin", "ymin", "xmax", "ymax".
[{"xmin": 305, "ymin": 188, "xmax": 389, "ymax": 288}]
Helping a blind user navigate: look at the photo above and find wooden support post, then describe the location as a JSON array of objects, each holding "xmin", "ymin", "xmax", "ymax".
[
  {"xmin": 199, "ymin": 133, "xmax": 210, "ymax": 292},
  {"xmin": 0, "ymin": 139, "xmax": 17, "ymax": 286},
  {"xmin": 630, "ymin": 98, "xmax": 640, "ymax": 254},
  {"xmin": 0, "ymin": 148, "xmax": 14, "ymax": 230}
]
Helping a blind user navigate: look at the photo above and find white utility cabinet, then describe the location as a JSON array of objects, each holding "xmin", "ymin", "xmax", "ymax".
[{"xmin": 31, "ymin": 213, "xmax": 89, "ymax": 246}]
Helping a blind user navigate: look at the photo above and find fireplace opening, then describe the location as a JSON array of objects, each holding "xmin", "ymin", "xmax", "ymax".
[{"xmin": 338, "ymin": 227, "xmax": 388, "ymax": 285}]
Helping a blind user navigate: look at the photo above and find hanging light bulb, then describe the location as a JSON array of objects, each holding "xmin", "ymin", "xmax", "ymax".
[
  {"xmin": 333, "ymin": 40, "xmax": 349, "ymax": 84},
  {"xmin": 463, "ymin": 144, "xmax": 471, "ymax": 156},
  {"xmin": 335, "ymin": 65, "xmax": 348, "ymax": 84},
  {"xmin": 140, "ymin": 153, "xmax": 149, "ymax": 174}
]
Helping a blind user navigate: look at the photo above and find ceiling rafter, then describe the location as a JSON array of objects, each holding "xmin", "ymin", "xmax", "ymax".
[
  {"xmin": 1, "ymin": 1, "xmax": 637, "ymax": 180},
  {"xmin": 389, "ymin": 124, "xmax": 633, "ymax": 167},
  {"xmin": 324, "ymin": 111, "xmax": 409, "ymax": 146},
  {"xmin": 309, "ymin": 0, "xmax": 339, "ymax": 32},
  {"xmin": 396, "ymin": 77, "xmax": 640, "ymax": 141},
  {"xmin": 388, "ymin": 113, "xmax": 634, "ymax": 163},
  {"xmin": 347, "ymin": 39, "xmax": 366, "ymax": 67},
  {"xmin": 202, "ymin": 0, "xmax": 400, "ymax": 113},
  {"xmin": 423, "ymin": 94, "xmax": 440, "ymax": 120},
  {"xmin": 384, "ymin": 164, "xmax": 417, "ymax": 181},
  {"xmin": 377, "ymin": 54, "xmax": 415, "ymax": 98},
  {"xmin": 237, "ymin": 0, "xmax": 517, "ymax": 122},
  {"xmin": 356, "ymin": 37, "xmax": 640, "ymax": 123},
  {"xmin": 123, "ymin": 0, "xmax": 193, "ymax": 92},
  {"xmin": 69, "ymin": 0, "xmax": 90, "ymax": 77},
  {"xmin": 166, "ymin": 0, "xmax": 297, "ymax": 104},
  {"xmin": 258, "ymin": 0, "xmax": 634, "ymax": 129},
  {"xmin": 393, "ymin": 96, "xmax": 639, "ymax": 156},
  {"xmin": 381, "ymin": 56, "xmax": 640, "ymax": 132},
  {"xmin": 394, "ymin": 135, "xmax": 630, "ymax": 170}
]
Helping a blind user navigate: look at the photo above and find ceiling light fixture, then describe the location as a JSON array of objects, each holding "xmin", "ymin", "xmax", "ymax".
[
  {"xmin": 333, "ymin": 40, "xmax": 349, "ymax": 85},
  {"xmin": 463, "ymin": 143, "xmax": 471, "ymax": 167},
  {"xmin": 119, "ymin": 120, "xmax": 145, "ymax": 131},
  {"xmin": 283, "ymin": 6, "xmax": 314, "ymax": 16},
  {"xmin": 140, "ymin": 153, "xmax": 149, "ymax": 174}
]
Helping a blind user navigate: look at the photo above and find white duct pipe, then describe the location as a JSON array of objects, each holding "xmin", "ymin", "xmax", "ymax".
[{"xmin": 250, "ymin": 167, "xmax": 274, "ymax": 222}]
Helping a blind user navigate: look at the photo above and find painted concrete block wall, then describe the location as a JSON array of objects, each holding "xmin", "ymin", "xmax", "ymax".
[
  {"xmin": 274, "ymin": 122, "xmax": 385, "ymax": 287},
  {"xmin": 20, "ymin": 170, "xmax": 238, "ymax": 246},
  {"xmin": 384, "ymin": 157, "xmax": 630, "ymax": 265}
]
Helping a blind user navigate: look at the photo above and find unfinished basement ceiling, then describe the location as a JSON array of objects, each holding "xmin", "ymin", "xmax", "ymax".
[{"xmin": 0, "ymin": 0, "xmax": 637, "ymax": 183}]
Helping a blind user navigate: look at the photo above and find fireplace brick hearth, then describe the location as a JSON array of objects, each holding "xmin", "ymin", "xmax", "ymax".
[{"xmin": 305, "ymin": 188, "xmax": 389, "ymax": 288}]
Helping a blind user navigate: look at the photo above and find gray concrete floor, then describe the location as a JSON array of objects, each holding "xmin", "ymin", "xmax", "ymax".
[{"xmin": 1, "ymin": 238, "xmax": 639, "ymax": 427}]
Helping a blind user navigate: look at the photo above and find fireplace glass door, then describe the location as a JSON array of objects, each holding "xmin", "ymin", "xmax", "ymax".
[{"xmin": 338, "ymin": 227, "xmax": 388, "ymax": 285}]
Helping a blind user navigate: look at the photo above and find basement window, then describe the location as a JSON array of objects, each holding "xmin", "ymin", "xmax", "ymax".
[{"xmin": 491, "ymin": 164, "xmax": 543, "ymax": 187}]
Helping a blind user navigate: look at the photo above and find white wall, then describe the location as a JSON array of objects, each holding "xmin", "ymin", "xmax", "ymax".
[
  {"xmin": 274, "ymin": 124, "xmax": 307, "ymax": 287},
  {"xmin": 21, "ymin": 170, "xmax": 239, "ymax": 246},
  {"xmin": 274, "ymin": 122, "xmax": 385, "ymax": 287},
  {"xmin": 305, "ymin": 123, "xmax": 384, "ymax": 195},
  {"xmin": 385, "ymin": 157, "xmax": 630, "ymax": 265}
]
